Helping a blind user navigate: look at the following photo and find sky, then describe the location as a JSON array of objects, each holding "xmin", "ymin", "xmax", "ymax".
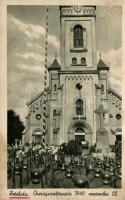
[{"xmin": 7, "ymin": 5, "xmax": 122, "ymax": 123}]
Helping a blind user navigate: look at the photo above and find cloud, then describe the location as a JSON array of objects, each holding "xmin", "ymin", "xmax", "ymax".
[
  {"xmin": 27, "ymin": 42, "xmax": 41, "ymax": 49},
  {"xmin": 8, "ymin": 70, "xmax": 44, "ymax": 122},
  {"xmin": 8, "ymin": 15, "xmax": 60, "ymax": 49},
  {"xmin": 16, "ymin": 52, "xmax": 44, "ymax": 63},
  {"xmin": 9, "ymin": 15, "xmax": 45, "ymax": 39},
  {"xmin": 17, "ymin": 63, "xmax": 44, "ymax": 74},
  {"xmin": 48, "ymin": 35, "xmax": 60, "ymax": 49},
  {"xmin": 97, "ymin": 48, "xmax": 122, "ymax": 93},
  {"xmin": 8, "ymin": 14, "xmax": 59, "ymax": 121},
  {"xmin": 8, "ymin": 13, "xmax": 60, "ymax": 71}
]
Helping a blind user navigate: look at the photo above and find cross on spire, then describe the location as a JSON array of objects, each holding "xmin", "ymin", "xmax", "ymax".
[{"xmin": 95, "ymin": 104, "xmax": 108, "ymax": 128}]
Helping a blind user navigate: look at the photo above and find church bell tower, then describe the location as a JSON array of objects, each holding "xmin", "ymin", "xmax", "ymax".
[
  {"xmin": 60, "ymin": 6, "xmax": 97, "ymax": 70},
  {"xmin": 56, "ymin": 6, "xmax": 98, "ymax": 145}
]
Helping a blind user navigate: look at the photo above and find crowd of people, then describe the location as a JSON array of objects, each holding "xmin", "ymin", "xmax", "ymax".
[
  {"xmin": 7, "ymin": 141, "xmax": 121, "ymax": 188},
  {"xmin": 8, "ymin": 143, "xmax": 59, "ymax": 163}
]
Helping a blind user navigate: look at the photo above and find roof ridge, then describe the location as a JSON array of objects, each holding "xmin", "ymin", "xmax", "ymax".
[
  {"xmin": 108, "ymin": 87, "xmax": 122, "ymax": 100},
  {"xmin": 26, "ymin": 87, "xmax": 49, "ymax": 106}
]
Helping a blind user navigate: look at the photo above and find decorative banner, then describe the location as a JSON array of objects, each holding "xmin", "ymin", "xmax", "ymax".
[{"xmin": 42, "ymin": 6, "xmax": 49, "ymax": 144}]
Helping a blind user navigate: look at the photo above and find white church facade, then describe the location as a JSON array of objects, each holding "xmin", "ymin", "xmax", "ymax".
[{"xmin": 24, "ymin": 6, "xmax": 122, "ymax": 149}]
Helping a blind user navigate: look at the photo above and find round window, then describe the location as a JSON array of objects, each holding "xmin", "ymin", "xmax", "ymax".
[
  {"xmin": 76, "ymin": 82, "xmax": 82, "ymax": 90},
  {"xmin": 116, "ymin": 114, "xmax": 121, "ymax": 120},
  {"xmin": 36, "ymin": 114, "xmax": 41, "ymax": 120}
]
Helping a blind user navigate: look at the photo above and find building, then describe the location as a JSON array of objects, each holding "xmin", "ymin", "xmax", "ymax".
[{"xmin": 24, "ymin": 6, "xmax": 122, "ymax": 149}]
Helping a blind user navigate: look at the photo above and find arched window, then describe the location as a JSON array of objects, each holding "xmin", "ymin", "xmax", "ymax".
[
  {"xmin": 54, "ymin": 84, "xmax": 57, "ymax": 92},
  {"xmin": 101, "ymin": 84, "xmax": 104, "ymax": 93},
  {"xmin": 74, "ymin": 25, "xmax": 83, "ymax": 48},
  {"xmin": 81, "ymin": 57, "xmax": 86, "ymax": 65},
  {"xmin": 72, "ymin": 57, "xmax": 77, "ymax": 65},
  {"xmin": 76, "ymin": 99, "xmax": 83, "ymax": 115}
]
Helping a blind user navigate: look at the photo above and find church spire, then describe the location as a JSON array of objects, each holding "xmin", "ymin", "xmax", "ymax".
[
  {"xmin": 48, "ymin": 59, "xmax": 61, "ymax": 71},
  {"xmin": 48, "ymin": 55, "xmax": 61, "ymax": 71},
  {"xmin": 97, "ymin": 58, "xmax": 109, "ymax": 71}
]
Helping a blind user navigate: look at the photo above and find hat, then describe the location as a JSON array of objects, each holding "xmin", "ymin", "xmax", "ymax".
[
  {"xmin": 72, "ymin": 175, "xmax": 89, "ymax": 188},
  {"xmin": 66, "ymin": 168, "xmax": 73, "ymax": 174},
  {"xmin": 32, "ymin": 179, "xmax": 41, "ymax": 184},
  {"xmin": 86, "ymin": 163, "xmax": 94, "ymax": 172},
  {"xmin": 15, "ymin": 164, "xmax": 21, "ymax": 175},
  {"xmin": 23, "ymin": 164, "xmax": 28, "ymax": 170},
  {"xmin": 66, "ymin": 172, "xmax": 72, "ymax": 179},
  {"xmin": 94, "ymin": 168, "xmax": 101, "ymax": 178},
  {"xmin": 109, "ymin": 167, "xmax": 115, "ymax": 176},
  {"xmin": 104, "ymin": 162, "xmax": 110, "ymax": 171},
  {"xmin": 31, "ymin": 170, "xmax": 41, "ymax": 184},
  {"xmin": 102, "ymin": 171, "xmax": 112, "ymax": 185}
]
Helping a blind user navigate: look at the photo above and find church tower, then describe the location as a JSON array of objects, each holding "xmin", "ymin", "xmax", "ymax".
[
  {"xmin": 60, "ymin": 6, "xmax": 97, "ymax": 70},
  {"xmin": 48, "ymin": 6, "xmax": 99, "ymax": 145}
]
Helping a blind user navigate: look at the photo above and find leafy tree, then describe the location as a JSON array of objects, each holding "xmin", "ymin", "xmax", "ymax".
[
  {"xmin": 7, "ymin": 109, "xmax": 25, "ymax": 145},
  {"xmin": 59, "ymin": 140, "xmax": 90, "ymax": 156},
  {"xmin": 59, "ymin": 140, "xmax": 83, "ymax": 156},
  {"xmin": 66, "ymin": 140, "xmax": 83, "ymax": 155}
]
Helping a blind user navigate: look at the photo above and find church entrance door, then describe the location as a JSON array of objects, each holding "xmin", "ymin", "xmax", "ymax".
[
  {"xmin": 68, "ymin": 120, "xmax": 92, "ymax": 145},
  {"xmin": 32, "ymin": 129, "xmax": 43, "ymax": 144},
  {"xmin": 34, "ymin": 135, "xmax": 41, "ymax": 144},
  {"xmin": 75, "ymin": 128, "xmax": 85, "ymax": 143}
]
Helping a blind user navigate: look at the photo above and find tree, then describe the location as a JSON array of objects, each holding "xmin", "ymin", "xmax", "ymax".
[
  {"xmin": 66, "ymin": 140, "xmax": 83, "ymax": 156},
  {"xmin": 7, "ymin": 109, "xmax": 25, "ymax": 145},
  {"xmin": 59, "ymin": 140, "xmax": 83, "ymax": 156}
]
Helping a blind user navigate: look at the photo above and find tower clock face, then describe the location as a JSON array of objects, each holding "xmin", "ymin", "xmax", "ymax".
[{"xmin": 73, "ymin": 6, "xmax": 82, "ymax": 13}]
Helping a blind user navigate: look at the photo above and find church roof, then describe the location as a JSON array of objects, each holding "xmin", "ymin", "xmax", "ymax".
[
  {"xmin": 108, "ymin": 87, "xmax": 122, "ymax": 100},
  {"xmin": 48, "ymin": 58, "xmax": 61, "ymax": 71},
  {"xmin": 26, "ymin": 87, "xmax": 49, "ymax": 106},
  {"xmin": 97, "ymin": 58, "xmax": 109, "ymax": 70}
]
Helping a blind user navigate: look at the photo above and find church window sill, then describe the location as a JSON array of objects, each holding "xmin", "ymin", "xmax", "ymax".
[
  {"xmin": 73, "ymin": 116, "xmax": 86, "ymax": 120},
  {"xmin": 70, "ymin": 48, "xmax": 87, "ymax": 53},
  {"xmin": 71, "ymin": 64, "xmax": 87, "ymax": 66}
]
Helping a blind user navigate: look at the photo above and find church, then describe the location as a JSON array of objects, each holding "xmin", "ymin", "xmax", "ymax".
[{"xmin": 23, "ymin": 6, "xmax": 122, "ymax": 151}]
